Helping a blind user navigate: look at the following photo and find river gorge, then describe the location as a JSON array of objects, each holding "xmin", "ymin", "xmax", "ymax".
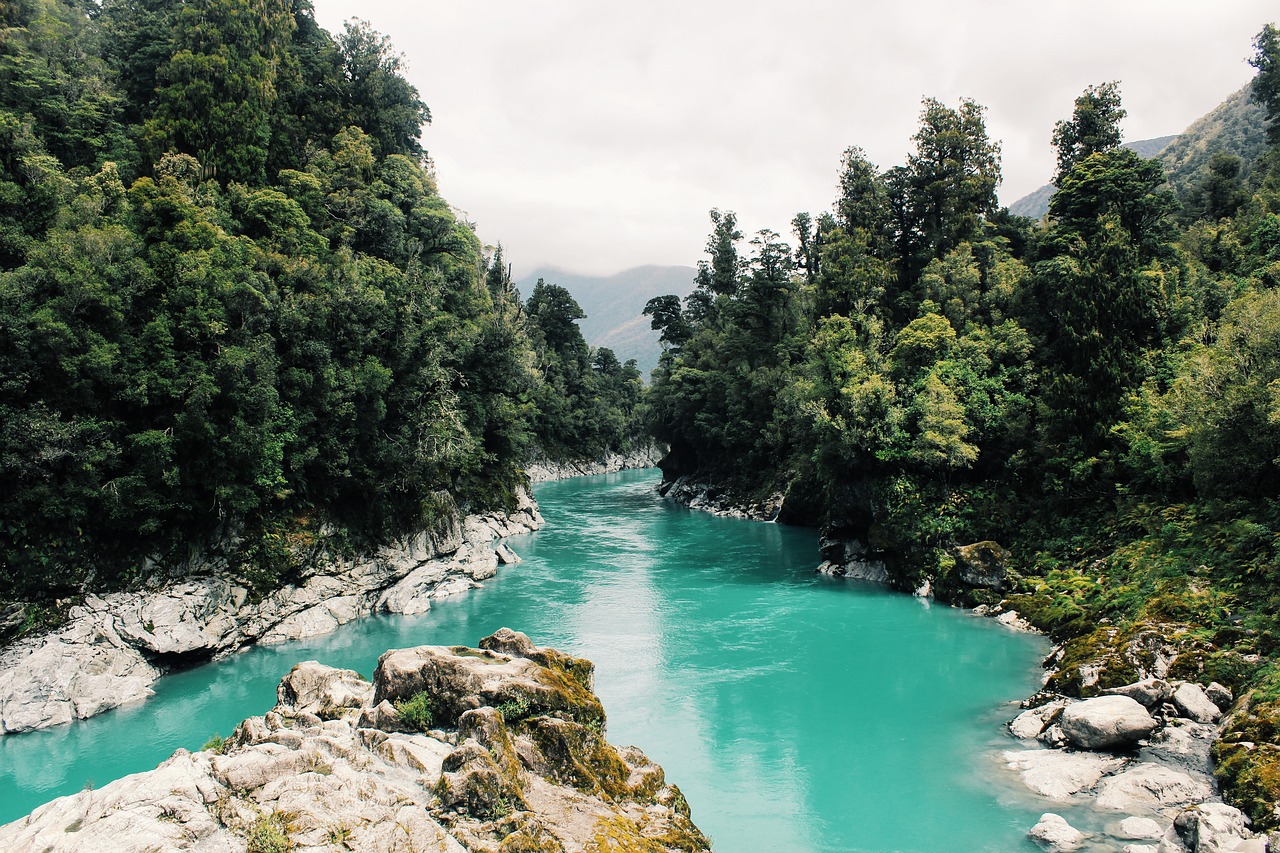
[{"xmin": 1, "ymin": 469, "xmax": 1056, "ymax": 852}]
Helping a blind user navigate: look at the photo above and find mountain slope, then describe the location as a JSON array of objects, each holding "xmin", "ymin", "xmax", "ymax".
[
  {"xmin": 1159, "ymin": 85, "xmax": 1268, "ymax": 199},
  {"xmin": 517, "ymin": 265, "xmax": 697, "ymax": 377}
]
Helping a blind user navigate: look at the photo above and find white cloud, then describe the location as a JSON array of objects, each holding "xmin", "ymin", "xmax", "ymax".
[{"xmin": 310, "ymin": 0, "xmax": 1276, "ymax": 276}]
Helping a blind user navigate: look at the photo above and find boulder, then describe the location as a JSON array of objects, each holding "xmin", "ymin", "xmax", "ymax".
[
  {"xmin": 1060, "ymin": 695, "xmax": 1158, "ymax": 751},
  {"xmin": 1171, "ymin": 803, "xmax": 1252, "ymax": 853},
  {"xmin": 1104, "ymin": 679, "xmax": 1173, "ymax": 710},
  {"xmin": 1205, "ymin": 682, "xmax": 1233, "ymax": 712},
  {"xmin": 953, "ymin": 541, "xmax": 1010, "ymax": 590},
  {"xmin": 1171, "ymin": 683, "xmax": 1220, "ymax": 724},
  {"xmin": 276, "ymin": 661, "xmax": 372, "ymax": 716},
  {"xmin": 1003, "ymin": 748, "xmax": 1126, "ymax": 799},
  {"xmin": 372, "ymin": 631, "xmax": 604, "ymax": 729},
  {"xmin": 1094, "ymin": 763, "xmax": 1213, "ymax": 811},
  {"xmin": 1028, "ymin": 813, "xmax": 1086, "ymax": 850},
  {"xmin": 1141, "ymin": 720, "xmax": 1216, "ymax": 776},
  {"xmin": 1010, "ymin": 699, "xmax": 1070, "ymax": 739},
  {"xmin": 1114, "ymin": 816, "xmax": 1165, "ymax": 841}
]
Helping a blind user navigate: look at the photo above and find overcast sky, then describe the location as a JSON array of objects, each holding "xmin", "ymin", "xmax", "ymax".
[{"xmin": 309, "ymin": 0, "xmax": 1276, "ymax": 278}]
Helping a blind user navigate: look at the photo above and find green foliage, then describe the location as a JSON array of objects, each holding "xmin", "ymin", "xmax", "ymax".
[
  {"xmin": 1051, "ymin": 81, "xmax": 1125, "ymax": 185},
  {"xmin": 0, "ymin": 0, "xmax": 593, "ymax": 603},
  {"xmin": 246, "ymin": 811, "xmax": 295, "ymax": 853},
  {"xmin": 393, "ymin": 692, "xmax": 434, "ymax": 731},
  {"xmin": 202, "ymin": 733, "xmax": 227, "ymax": 754}
]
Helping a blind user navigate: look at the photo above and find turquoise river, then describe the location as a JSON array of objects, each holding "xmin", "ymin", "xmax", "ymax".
[{"xmin": 0, "ymin": 469, "xmax": 1058, "ymax": 852}]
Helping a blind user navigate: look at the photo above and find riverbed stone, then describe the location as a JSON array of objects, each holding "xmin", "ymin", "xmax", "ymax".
[
  {"xmin": 1104, "ymin": 678, "xmax": 1173, "ymax": 710},
  {"xmin": 1060, "ymin": 695, "xmax": 1158, "ymax": 750},
  {"xmin": 1205, "ymin": 682, "xmax": 1233, "ymax": 711},
  {"xmin": 1004, "ymin": 748, "xmax": 1126, "ymax": 799},
  {"xmin": 1171, "ymin": 803, "xmax": 1252, "ymax": 853},
  {"xmin": 1115, "ymin": 816, "xmax": 1165, "ymax": 840},
  {"xmin": 952, "ymin": 540, "xmax": 1010, "ymax": 590},
  {"xmin": 1171, "ymin": 683, "xmax": 1220, "ymax": 724},
  {"xmin": 1094, "ymin": 763, "xmax": 1213, "ymax": 812},
  {"xmin": 1010, "ymin": 699, "xmax": 1071, "ymax": 739},
  {"xmin": 1028, "ymin": 813, "xmax": 1086, "ymax": 850},
  {"xmin": 1141, "ymin": 719, "xmax": 1216, "ymax": 777}
]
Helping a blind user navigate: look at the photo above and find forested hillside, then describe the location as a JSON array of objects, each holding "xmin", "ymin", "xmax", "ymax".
[
  {"xmin": 644, "ymin": 41, "xmax": 1280, "ymax": 825},
  {"xmin": 0, "ymin": 0, "xmax": 640, "ymax": 608}
]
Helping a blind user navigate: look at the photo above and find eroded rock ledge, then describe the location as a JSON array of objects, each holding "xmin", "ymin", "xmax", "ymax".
[
  {"xmin": 0, "ymin": 629, "xmax": 710, "ymax": 853},
  {"xmin": 525, "ymin": 443, "xmax": 666, "ymax": 483},
  {"xmin": 0, "ymin": 491, "xmax": 543, "ymax": 735}
]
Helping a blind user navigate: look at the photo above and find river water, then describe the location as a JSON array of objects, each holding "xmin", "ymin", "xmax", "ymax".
[{"xmin": 0, "ymin": 469, "xmax": 1053, "ymax": 851}]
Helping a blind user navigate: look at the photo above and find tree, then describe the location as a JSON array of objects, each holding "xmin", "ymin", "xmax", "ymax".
[
  {"xmin": 1251, "ymin": 24, "xmax": 1280, "ymax": 144},
  {"xmin": 336, "ymin": 20, "xmax": 430, "ymax": 157},
  {"xmin": 643, "ymin": 293, "xmax": 691, "ymax": 350},
  {"xmin": 693, "ymin": 208, "xmax": 742, "ymax": 297},
  {"xmin": 905, "ymin": 98, "xmax": 1002, "ymax": 266},
  {"xmin": 1051, "ymin": 82, "xmax": 1125, "ymax": 185},
  {"xmin": 144, "ymin": 0, "xmax": 298, "ymax": 183}
]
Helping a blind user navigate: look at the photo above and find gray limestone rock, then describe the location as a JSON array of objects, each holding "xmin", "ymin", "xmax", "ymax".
[
  {"xmin": 1104, "ymin": 678, "xmax": 1173, "ymax": 710},
  {"xmin": 1060, "ymin": 695, "xmax": 1158, "ymax": 751},
  {"xmin": 1029, "ymin": 813, "xmax": 1086, "ymax": 850},
  {"xmin": 1171, "ymin": 803, "xmax": 1252, "ymax": 853},
  {"xmin": 1171, "ymin": 683, "xmax": 1221, "ymax": 724},
  {"xmin": 1114, "ymin": 816, "xmax": 1165, "ymax": 841},
  {"xmin": 1010, "ymin": 699, "xmax": 1070, "ymax": 739},
  {"xmin": 1095, "ymin": 763, "xmax": 1213, "ymax": 812},
  {"xmin": 1004, "ymin": 748, "xmax": 1126, "ymax": 799},
  {"xmin": 1205, "ymin": 682, "xmax": 1234, "ymax": 712}
]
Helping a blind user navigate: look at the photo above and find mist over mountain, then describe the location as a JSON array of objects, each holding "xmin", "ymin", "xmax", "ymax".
[{"xmin": 517, "ymin": 265, "xmax": 697, "ymax": 378}]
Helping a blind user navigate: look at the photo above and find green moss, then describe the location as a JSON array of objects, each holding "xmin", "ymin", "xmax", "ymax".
[{"xmin": 526, "ymin": 717, "xmax": 631, "ymax": 800}]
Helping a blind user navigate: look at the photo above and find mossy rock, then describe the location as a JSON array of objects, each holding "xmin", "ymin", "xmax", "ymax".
[
  {"xmin": 525, "ymin": 716, "xmax": 631, "ymax": 800},
  {"xmin": 1215, "ymin": 696, "xmax": 1280, "ymax": 831}
]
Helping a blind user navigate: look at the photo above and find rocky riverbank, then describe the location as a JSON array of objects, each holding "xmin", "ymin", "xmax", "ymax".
[
  {"xmin": 1002, "ymin": 679, "xmax": 1270, "ymax": 852},
  {"xmin": 655, "ymin": 474, "xmax": 1279, "ymax": 851},
  {"xmin": 0, "ymin": 628, "xmax": 710, "ymax": 853},
  {"xmin": 0, "ymin": 491, "xmax": 543, "ymax": 735},
  {"xmin": 656, "ymin": 475, "xmax": 784, "ymax": 520},
  {"xmin": 525, "ymin": 443, "xmax": 666, "ymax": 483}
]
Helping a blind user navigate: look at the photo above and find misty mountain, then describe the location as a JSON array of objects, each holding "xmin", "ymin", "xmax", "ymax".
[{"xmin": 517, "ymin": 265, "xmax": 697, "ymax": 378}]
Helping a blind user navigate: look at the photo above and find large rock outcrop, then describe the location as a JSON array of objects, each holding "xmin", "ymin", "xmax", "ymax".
[
  {"xmin": 0, "ymin": 630, "xmax": 710, "ymax": 853},
  {"xmin": 0, "ymin": 492, "xmax": 543, "ymax": 735}
]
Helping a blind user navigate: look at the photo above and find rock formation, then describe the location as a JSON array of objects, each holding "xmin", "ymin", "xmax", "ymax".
[
  {"xmin": 0, "ymin": 492, "xmax": 543, "ymax": 735},
  {"xmin": 0, "ymin": 629, "xmax": 710, "ymax": 853}
]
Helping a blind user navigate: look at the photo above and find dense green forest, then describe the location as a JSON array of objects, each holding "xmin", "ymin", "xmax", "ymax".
[
  {"xmin": 0, "ymin": 0, "xmax": 641, "ymax": 606},
  {"xmin": 644, "ymin": 32, "xmax": 1280, "ymax": 825}
]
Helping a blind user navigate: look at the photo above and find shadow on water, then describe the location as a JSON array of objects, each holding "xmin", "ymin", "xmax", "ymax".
[{"xmin": 1, "ymin": 468, "xmax": 1051, "ymax": 853}]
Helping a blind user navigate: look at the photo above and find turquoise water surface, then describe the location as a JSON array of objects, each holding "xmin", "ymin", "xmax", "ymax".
[{"xmin": 0, "ymin": 469, "xmax": 1052, "ymax": 851}]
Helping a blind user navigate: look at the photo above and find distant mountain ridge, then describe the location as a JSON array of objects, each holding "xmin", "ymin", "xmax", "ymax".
[
  {"xmin": 1009, "ymin": 135, "xmax": 1179, "ymax": 219},
  {"xmin": 517, "ymin": 265, "xmax": 697, "ymax": 378}
]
